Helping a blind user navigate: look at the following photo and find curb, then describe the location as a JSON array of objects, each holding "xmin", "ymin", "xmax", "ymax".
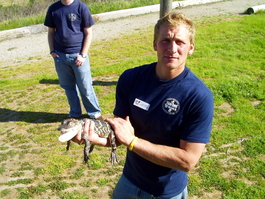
[{"xmin": 0, "ymin": 0, "xmax": 222, "ymax": 41}]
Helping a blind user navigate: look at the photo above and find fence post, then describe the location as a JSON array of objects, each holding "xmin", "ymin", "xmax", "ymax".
[{"xmin": 160, "ymin": 0, "xmax": 172, "ymax": 18}]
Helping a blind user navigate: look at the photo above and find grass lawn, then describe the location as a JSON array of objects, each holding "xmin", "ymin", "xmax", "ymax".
[
  {"xmin": 0, "ymin": 0, "xmax": 162, "ymax": 30},
  {"xmin": 0, "ymin": 12, "xmax": 264, "ymax": 199}
]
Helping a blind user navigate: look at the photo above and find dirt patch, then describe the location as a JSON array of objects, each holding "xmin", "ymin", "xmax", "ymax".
[
  {"xmin": 251, "ymin": 100, "xmax": 262, "ymax": 106},
  {"xmin": 216, "ymin": 102, "xmax": 235, "ymax": 117}
]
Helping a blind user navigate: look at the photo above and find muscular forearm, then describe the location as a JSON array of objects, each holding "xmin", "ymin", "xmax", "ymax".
[
  {"xmin": 130, "ymin": 138, "xmax": 205, "ymax": 172},
  {"xmin": 106, "ymin": 117, "xmax": 206, "ymax": 172}
]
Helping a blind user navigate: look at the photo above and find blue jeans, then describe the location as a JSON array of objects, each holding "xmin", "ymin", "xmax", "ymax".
[
  {"xmin": 112, "ymin": 174, "xmax": 188, "ymax": 199},
  {"xmin": 53, "ymin": 51, "xmax": 101, "ymax": 118}
]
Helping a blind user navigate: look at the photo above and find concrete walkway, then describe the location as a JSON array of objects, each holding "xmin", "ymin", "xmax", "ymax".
[
  {"xmin": 0, "ymin": 0, "xmax": 222, "ymax": 40},
  {"xmin": 0, "ymin": 0, "xmax": 264, "ymax": 63}
]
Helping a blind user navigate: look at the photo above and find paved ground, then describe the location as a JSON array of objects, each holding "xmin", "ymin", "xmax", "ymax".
[{"xmin": 0, "ymin": 0, "xmax": 264, "ymax": 64}]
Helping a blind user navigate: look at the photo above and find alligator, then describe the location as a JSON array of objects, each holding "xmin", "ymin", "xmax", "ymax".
[{"xmin": 58, "ymin": 118, "xmax": 118, "ymax": 165}]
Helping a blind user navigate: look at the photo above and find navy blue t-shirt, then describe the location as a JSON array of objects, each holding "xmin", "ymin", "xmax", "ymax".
[
  {"xmin": 114, "ymin": 63, "xmax": 214, "ymax": 197},
  {"xmin": 44, "ymin": 0, "xmax": 94, "ymax": 53}
]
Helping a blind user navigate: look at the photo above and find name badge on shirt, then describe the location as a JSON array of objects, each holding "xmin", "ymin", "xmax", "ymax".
[{"xmin": 133, "ymin": 98, "xmax": 150, "ymax": 111}]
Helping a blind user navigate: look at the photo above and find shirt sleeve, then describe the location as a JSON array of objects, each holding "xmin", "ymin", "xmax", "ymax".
[
  {"xmin": 44, "ymin": 6, "xmax": 55, "ymax": 28},
  {"xmin": 81, "ymin": 3, "xmax": 95, "ymax": 28},
  {"xmin": 181, "ymin": 92, "xmax": 214, "ymax": 143},
  {"xmin": 113, "ymin": 70, "xmax": 133, "ymax": 118}
]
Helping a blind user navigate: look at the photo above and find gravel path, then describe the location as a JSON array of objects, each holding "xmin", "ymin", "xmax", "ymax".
[{"xmin": 0, "ymin": 0, "xmax": 264, "ymax": 64}]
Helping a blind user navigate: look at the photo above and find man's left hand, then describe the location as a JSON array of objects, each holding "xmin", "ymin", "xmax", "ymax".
[{"xmin": 75, "ymin": 55, "xmax": 86, "ymax": 66}]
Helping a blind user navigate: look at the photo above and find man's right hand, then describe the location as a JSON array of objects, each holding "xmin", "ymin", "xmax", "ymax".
[{"xmin": 50, "ymin": 51, "xmax": 59, "ymax": 58}]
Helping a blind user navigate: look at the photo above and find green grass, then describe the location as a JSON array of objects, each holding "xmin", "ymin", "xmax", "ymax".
[
  {"xmin": 0, "ymin": 12, "xmax": 264, "ymax": 198},
  {"xmin": 0, "ymin": 0, "xmax": 162, "ymax": 31},
  {"xmin": 88, "ymin": 0, "xmax": 161, "ymax": 13}
]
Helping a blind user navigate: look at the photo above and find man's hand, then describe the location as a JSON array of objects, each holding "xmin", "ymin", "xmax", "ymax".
[
  {"xmin": 105, "ymin": 116, "xmax": 135, "ymax": 147},
  {"xmin": 50, "ymin": 51, "xmax": 59, "ymax": 58},
  {"xmin": 71, "ymin": 119, "xmax": 109, "ymax": 146},
  {"xmin": 75, "ymin": 55, "xmax": 86, "ymax": 66}
]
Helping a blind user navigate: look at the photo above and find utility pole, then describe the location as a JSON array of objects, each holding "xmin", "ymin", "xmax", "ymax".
[{"xmin": 160, "ymin": 0, "xmax": 172, "ymax": 18}]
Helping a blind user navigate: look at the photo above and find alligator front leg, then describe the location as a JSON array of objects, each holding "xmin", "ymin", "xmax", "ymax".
[{"xmin": 66, "ymin": 140, "xmax": 71, "ymax": 151}]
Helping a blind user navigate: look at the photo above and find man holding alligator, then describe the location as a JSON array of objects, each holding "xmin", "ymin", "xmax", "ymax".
[{"xmin": 74, "ymin": 11, "xmax": 214, "ymax": 199}]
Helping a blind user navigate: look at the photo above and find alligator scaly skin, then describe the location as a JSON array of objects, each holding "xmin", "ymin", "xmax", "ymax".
[{"xmin": 58, "ymin": 118, "xmax": 118, "ymax": 165}]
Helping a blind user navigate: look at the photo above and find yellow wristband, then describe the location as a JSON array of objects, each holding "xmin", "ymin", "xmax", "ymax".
[{"xmin": 128, "ymin": 137, "xmax": 138, "ymax": 151}]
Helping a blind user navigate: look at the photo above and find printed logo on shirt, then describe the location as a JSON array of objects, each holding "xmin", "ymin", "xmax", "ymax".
[
  {"xmin": 162, "ymin": 98, "xmax": 180, "ymax": 115},
  {"xmin": 68, "ymin": 13, "xmax": 77, "ymax": 21}
]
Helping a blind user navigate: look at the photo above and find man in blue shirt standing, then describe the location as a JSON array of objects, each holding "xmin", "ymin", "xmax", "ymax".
[
  {"xmin": 44, "ymin": 0, "xmax": 102, "ymax": 120},
  {"xmin": 75, "ymin": 12, "xmax": 214, "ymax": 198}
]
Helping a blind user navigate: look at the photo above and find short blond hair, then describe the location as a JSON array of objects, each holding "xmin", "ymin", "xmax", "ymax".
[{"xmin": 154, "ymin": 12, "xmax": 195, "ymax": 43}]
